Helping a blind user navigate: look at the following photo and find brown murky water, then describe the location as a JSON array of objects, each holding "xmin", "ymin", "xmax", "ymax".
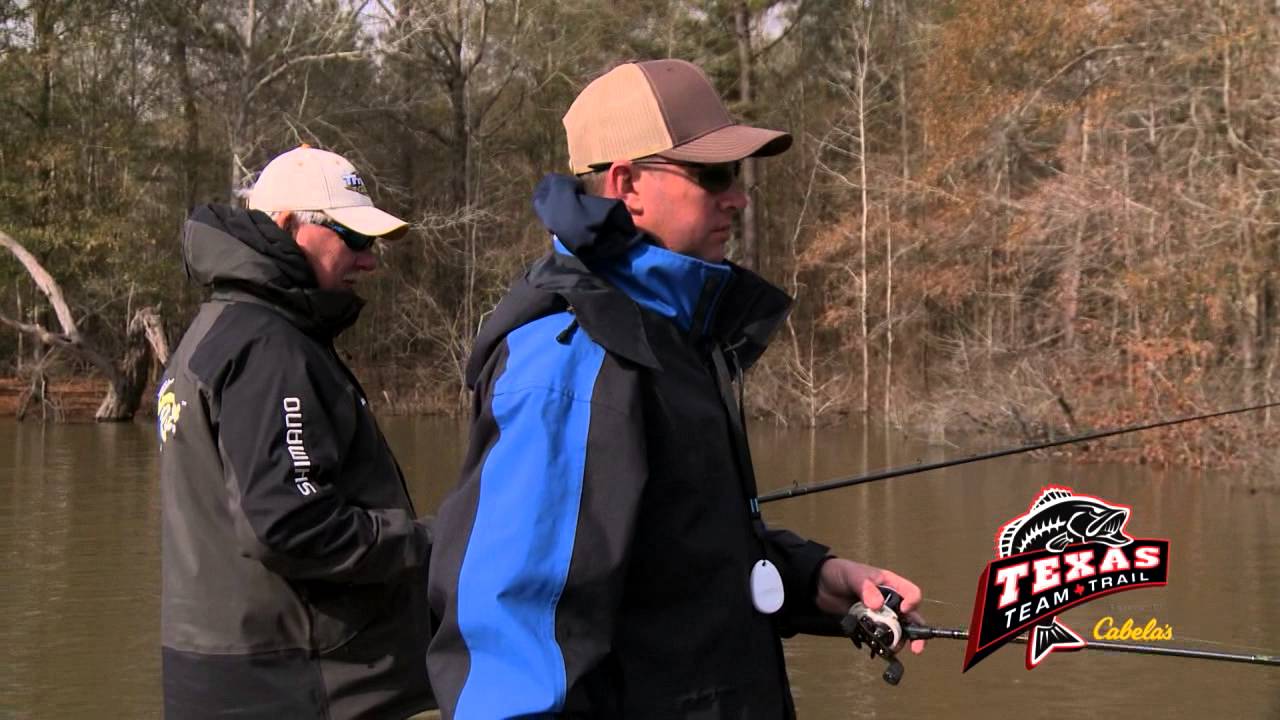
[{"xmin": 2, "ymin": 417, "xmax": 1277, "ymax": 718}]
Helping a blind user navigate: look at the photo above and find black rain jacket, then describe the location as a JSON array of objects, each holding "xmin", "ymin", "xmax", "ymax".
[{"xmin": 157, "ymin": 205, "xmax": 434, "ymax": 719}]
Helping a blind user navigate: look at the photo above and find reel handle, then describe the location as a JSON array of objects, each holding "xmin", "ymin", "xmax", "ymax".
[
  {"xmin": 878, "ymin": 585, "xmax": 904, "ymax": 615},
  {"xmin": 841, "ymin": 585, "xmax": 909, "ymax": 685}
]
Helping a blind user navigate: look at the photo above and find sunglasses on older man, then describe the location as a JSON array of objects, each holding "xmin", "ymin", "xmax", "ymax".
[
  {"xmin": 318, "ymin": 220, "xmax": 378, "ymax": 252},
  {"xmin": 590, "ymin": 159, "xmax": 743, "ymax": 194}
]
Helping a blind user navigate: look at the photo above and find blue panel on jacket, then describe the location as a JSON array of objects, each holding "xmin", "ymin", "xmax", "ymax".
[
  {"xmin": 454, "ymin": 311, "xmax": 606, "ymax": 718},
  {"xmin": 552, "ymin": 235, "xmax": 731, "ymax": 334}
]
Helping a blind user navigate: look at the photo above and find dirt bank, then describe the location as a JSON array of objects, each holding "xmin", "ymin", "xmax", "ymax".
[{"xmin": 0, "ymin": 376, "xmax": 105, "ymax": 421}]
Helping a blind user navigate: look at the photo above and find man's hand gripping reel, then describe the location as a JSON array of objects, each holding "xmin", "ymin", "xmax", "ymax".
[{"xmin": 840, "ymin": 585, "xmax": 906, "ymax": 685}]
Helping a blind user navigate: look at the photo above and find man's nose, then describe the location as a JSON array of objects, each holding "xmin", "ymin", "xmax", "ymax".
[
  {"xmin": 719, "ymin": 186, "xmax": 749, "ymax": 212},
  {"xmin": 355, "ymin": 250, "xmax": 378, "ymax": 271}
]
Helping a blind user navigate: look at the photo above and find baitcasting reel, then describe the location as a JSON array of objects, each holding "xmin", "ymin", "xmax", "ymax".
[{"xmin": 841, "ymin": 585, "xmax": 907, "ymax": 685}]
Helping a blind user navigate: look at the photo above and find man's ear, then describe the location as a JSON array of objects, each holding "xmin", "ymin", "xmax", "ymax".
[
  {"xmin": 273, "ymin": 210, "xmax": 294, "ymax": 232},
  {"xmin": 605, "ymin": 162, "xmax": 643, "ymax": 216}
]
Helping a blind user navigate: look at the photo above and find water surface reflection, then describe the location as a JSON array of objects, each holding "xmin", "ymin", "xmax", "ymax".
[{"xmin": 1, "ymin": 418, "xmax": 1275, "ymax": 718}]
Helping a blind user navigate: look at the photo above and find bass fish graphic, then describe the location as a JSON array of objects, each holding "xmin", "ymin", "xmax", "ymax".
[
  {"xmin": 156, "ymin": 377, "xmax": 186, "ymax": 446},
  {"xmin": 995, "ymin": 487, "xmax": 1134, "ymax": 666}
]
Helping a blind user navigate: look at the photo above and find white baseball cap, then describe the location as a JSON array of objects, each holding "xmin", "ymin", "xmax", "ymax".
[{"xmin": 248, "ymin": 145, "xmax": 409, "ymax": 239}]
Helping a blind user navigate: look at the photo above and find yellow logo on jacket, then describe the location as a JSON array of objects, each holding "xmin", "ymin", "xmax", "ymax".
[{"xmin": 157, "ymin": 377, "xmax": 185, "ymax": 446}]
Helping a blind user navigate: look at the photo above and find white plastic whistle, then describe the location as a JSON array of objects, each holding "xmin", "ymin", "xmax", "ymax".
[{"xmin": 750, "ymin": 559, "xmax": 785, "ymax": 614}]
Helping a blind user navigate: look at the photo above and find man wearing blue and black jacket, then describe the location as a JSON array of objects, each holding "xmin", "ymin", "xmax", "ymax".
[{"xmin": 427, "ymin": 59, "xmax": 926, "ymax": 719}]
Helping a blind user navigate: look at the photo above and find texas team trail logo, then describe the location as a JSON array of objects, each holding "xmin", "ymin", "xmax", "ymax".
[{"xmin": 963, "ymin": 487, "xmax": 1169, "ymax": 672}]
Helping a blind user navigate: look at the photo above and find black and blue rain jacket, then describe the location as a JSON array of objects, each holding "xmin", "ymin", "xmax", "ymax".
[{"xmin": 427, "ymin": 175, "xmax": 834, "ymax": 719}]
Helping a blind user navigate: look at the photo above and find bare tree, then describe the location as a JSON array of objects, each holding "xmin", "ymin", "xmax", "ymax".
[
  {"xmin": 815, "ymin": 6, "xmax": 882, "ymax": 416},
  {"xmin": 173, "ymin": 0, "xmax": 370, "ymax": 199},
  {"xmin": 731, "ymin": 0, "xmax": 812, "ymax": 270}
]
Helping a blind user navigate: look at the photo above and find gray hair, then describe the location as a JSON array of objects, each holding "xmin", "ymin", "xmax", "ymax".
[
  {"xmin": 578, "ymin": 170, "xmax": 607, "ymax": 196},
  {"xmin": 272, "ymin": 210, "xmax": 328, "ymax": 230}
]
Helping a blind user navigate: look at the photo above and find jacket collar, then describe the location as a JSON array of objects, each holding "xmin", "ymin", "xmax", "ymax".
[
  {"xmin": 528, "ymin": 174, "xmax": 792, "ymax": 370},
  {"xmin": 552, "ymin": 236, "xmax": 732, "ymax": 337},
  {"xmin": 184, "ymin": 204, "xmax": 364, "ymax": 338}
]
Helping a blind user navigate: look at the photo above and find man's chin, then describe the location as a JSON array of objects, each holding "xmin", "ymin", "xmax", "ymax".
[
  {"xmin": 707, "ymin": 234, "xmax": 733, "ymax": 263},
  {"xmin": 702, "ymin": 246, "xmax": 729, "ymax": 264},
  {"xmin": 316, "ymin": 282, "xmax": 361, "ymax": 297}
]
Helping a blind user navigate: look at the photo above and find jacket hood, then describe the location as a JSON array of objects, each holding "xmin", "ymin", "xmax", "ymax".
[
  {"xmin": 466, "ymin": 175, "xmax": 792, "ymax": 387},
  {"xmin": 183, "ymin": 204, "xmax": 364, "ymax": 337},
  {"xmin": 531, "ymin": 173, "xmax": 642, "ymax": 263}
]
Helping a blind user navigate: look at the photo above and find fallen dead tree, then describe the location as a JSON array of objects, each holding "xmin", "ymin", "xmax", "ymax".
[{"xmin": 0, "ymin": 228, "xmax": 168, "ymax": 421}]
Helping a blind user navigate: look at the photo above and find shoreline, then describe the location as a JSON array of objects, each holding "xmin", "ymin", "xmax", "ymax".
[{"xmin": 4, "ymin": 372, "xmax": 1276, "ymax": 485}]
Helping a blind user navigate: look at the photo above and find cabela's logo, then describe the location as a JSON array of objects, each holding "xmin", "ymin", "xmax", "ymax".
[
  {"xmin": 963, "ymin": 487, "xmax": 1169, "ymax": 671},
  {"xmin": 1093, "ymin": 616, "xmax": 1174, "ymax": 642}
]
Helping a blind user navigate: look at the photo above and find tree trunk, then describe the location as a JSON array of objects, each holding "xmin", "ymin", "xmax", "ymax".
[
  {"xmin": 16, "ymin": 367, "xmax": 55, "ymax": 423},
  {"xmin": 884, "ymin": 218, "xmax": 893, "ymax": 420},
  {"xmin": 1060, "ymin": 108, "xmax": 1088, "ymax": 349},
  {"xmin": 854, "ymin": 15, "xmax": 871, "ymax": 415},
  {"xmin": 449, "ymin": 67, "xmax": 470, "ymax": 209},
  {"xmin": 395, "ymin": 0, "xmax": 421, "ymax": 218},
  {"xmin": 1062, "ymin": 224, "xmax": 1083, "ymax": 350},
  {"xmin": 15, "ymin": 286, "xmax": 23, "ymax": 372},
  {"xmin": 33, "ymin": 0, "xmax": 57, "ymax": 227},
  {"xmin": 735, "ymin": 1, "xmax": 758, "ymax": 269},
  {"xmin": 1237, "ymin": 161, "xmax": 1262, "ymax": 406},
  {"xmin": 229, "ymin": 0, "xmax": 257, "ymax": 202},
  {"xmin": 173, "ymin": 23, "xmax": 199, "ymax": 209},
  {"xmin": 888, "ymin": 0, "xmax": 908, "ymax": 420},
  {"xmin": 95, "ymin": 307, "xmax": 169, "ymax": 421}
]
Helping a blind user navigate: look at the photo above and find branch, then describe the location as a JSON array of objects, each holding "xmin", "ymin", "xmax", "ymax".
[
  {"xmin": 1015, "ymin": 43, "xmax": 1142, "ymax": 120},
  {"xmin": 473, "ymin": 64, "xmax": 519, "ymax": 129},
  {"xmin": 464, "ymin": 0, "xmax": 493, "ymax": 77},
  {"xmin": 136, "ymin": 306, "xmax": 170, "ymax": 366},
  {"xmin": 430, "ymin": 25, "xmax": 461, "ymax": 74},
  {"xmin": 0, "ymin": 310, "xmax": 69, "ymax": 347},
  {"xmin": 246, "ymin": 50, "xmax": 366, "ymax": 102},
  {"xmin": 0, "ymin": 307, "xmax": 119, "ymax": 385},
  {"xmin": 753, "ymin": 0, "xmax": 812, "ymax": 60},
  {"xmin": 422, "ymin": 124, "xmax": 453, "ymax": 147},
  {"xmin": 475, "ymin": 83, "xmax": 527, "ymax": 141},
  {"xmin": 13, "ymin": 100, "xmax": 38, "ymax": 124},
  {"xmin": 0, "ymin": 229, "xmax": 121, "ymax": 383},
  {"xmin": 0, "ymin": 230, "xmax": 77, "ymax": 336}
]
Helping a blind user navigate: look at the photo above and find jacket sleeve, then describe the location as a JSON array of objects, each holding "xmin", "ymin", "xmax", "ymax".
[
  {"xmin": 215, "ymin": 334, "xmax": 431, "ymax": 584},
  {"xmin": 763, "ymin": 526, "xmax": 845, "ymax": 636},
  {"xmin": 427, "ymin": 318, "xmax": 645, "ymax": 719}
]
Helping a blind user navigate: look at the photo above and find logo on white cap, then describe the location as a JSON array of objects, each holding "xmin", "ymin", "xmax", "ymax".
[{"xmin": 341, "ymin": 172, "xmax": 369, "ymax": 196}]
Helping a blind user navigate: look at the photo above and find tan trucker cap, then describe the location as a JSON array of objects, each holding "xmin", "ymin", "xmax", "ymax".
[
  {"xmin": 563, "ymin": 59, "xmax": 792, "ymax": 174},
  {"xmin": 248, "ymin": 145, "xmax": 408, "ymax": 239}
]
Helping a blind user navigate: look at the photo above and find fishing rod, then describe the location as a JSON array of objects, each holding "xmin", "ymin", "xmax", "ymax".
[
  {"xmin": 843, "ymin": 587, "xmax": 1280, "ymax": 686},
  {"xmin": 905, "ymin": 624, "xmax": 1280, "ymax": 667},
  {"xmin": 757, "ymin": 400, "xmax": 1280, "ymax": 505}
]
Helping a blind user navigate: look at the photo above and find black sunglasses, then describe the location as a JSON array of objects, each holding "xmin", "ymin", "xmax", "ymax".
[
  {"xmin": 318, "ymin": 220, "xmax": 378, "ymax": 252},
  {"xmin": 594, "ymin": 159, "xmax": 742, "ymax": 194}
]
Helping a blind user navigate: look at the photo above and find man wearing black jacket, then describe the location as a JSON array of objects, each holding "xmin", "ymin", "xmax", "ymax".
[
  {"xmin": 157, "ymin": 146, "xmax": 434, "ymax": 719},
  {"xmin": 427, "ymin": 60, "xmax": 924, "ymax": 719}
]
